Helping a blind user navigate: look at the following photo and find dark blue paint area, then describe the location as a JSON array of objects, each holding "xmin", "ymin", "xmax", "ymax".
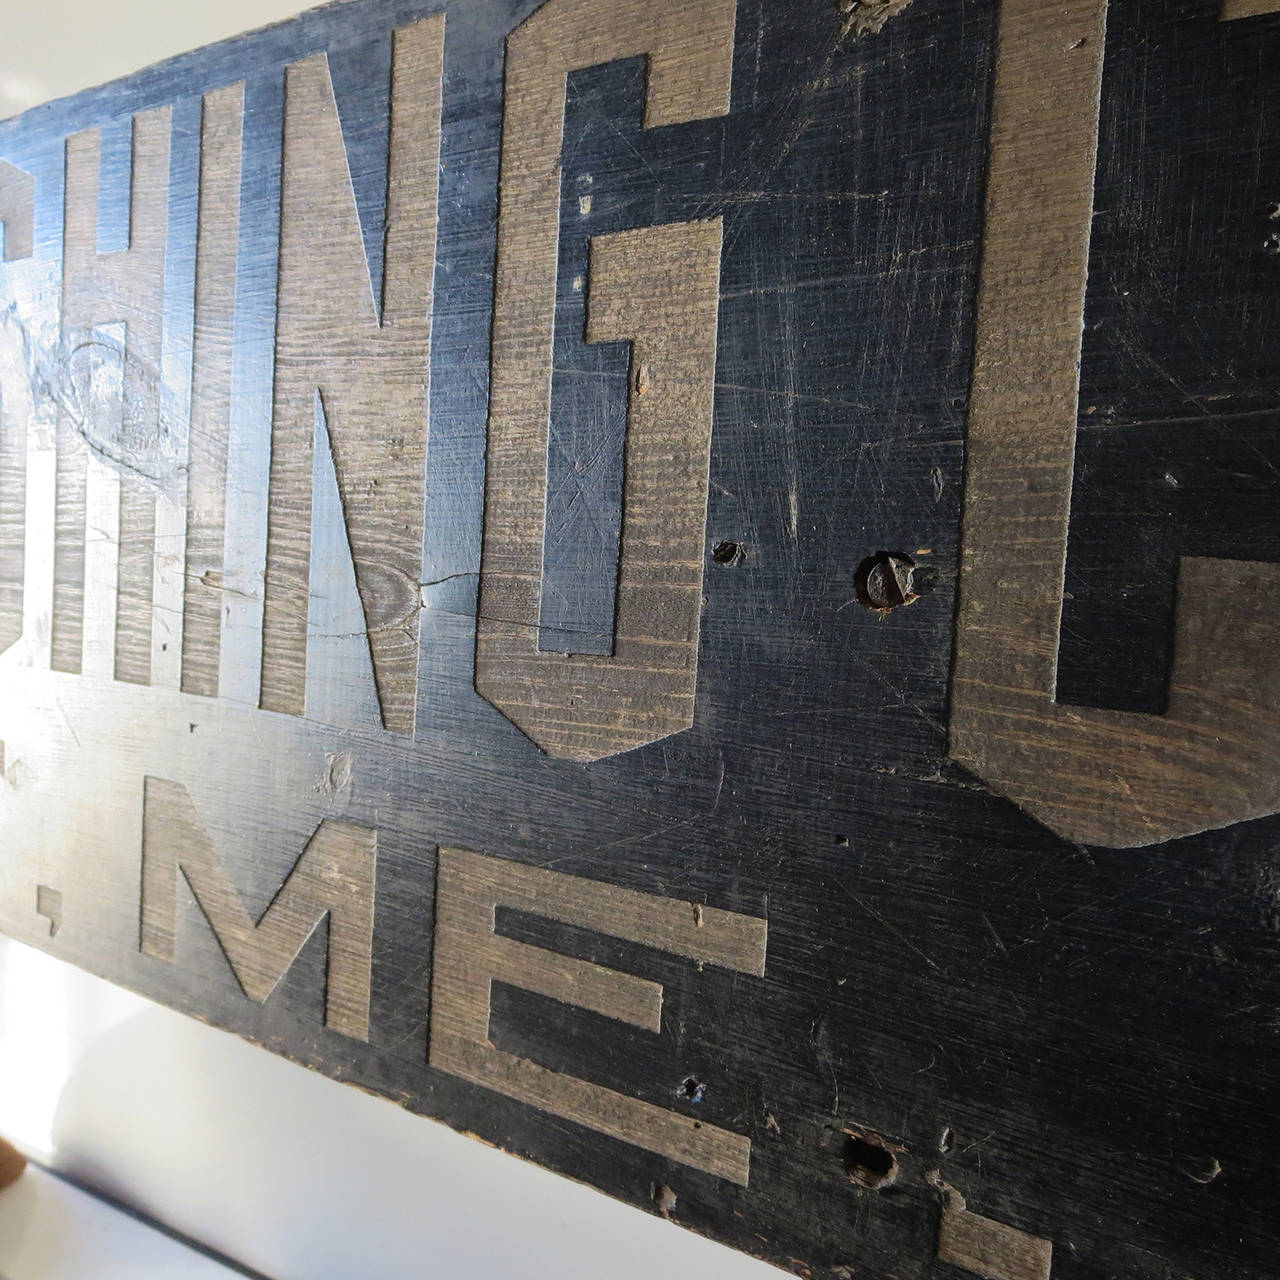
[
  {"xmin": 538, "ymin": 60, "xmax": 643, "ymax": 656},
  {"xmin": 95, "ymin": 114, "xmax": 134, "ymax": 255},
  {"xmin": 329, "ymin": 32, "xmax": 393, "ymax": 314},
  {"xmin": 229, "ymin": 71, "xmax": 286, "ymax": 456},
  {"xmin": 415, "ymin": 1, "xmax": 539, "ymax": 733}
]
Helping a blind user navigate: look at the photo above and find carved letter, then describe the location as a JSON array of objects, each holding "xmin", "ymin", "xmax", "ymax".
[
  {"xmin": 475, "ymin": 0, "xmax": 735, "ymax": 763},
  {"xmin": 429, "ymin": 846, "xmax": 766, "ymax": 1184},
  {"xmin": 1221, "ymin": 0, "xmax": 1280, "ymax": 18},
  {"xmin": 0, "ymin": 160, "xmax": 34, "ymax": 655},
  {"xmin": 935, "ymin": 1181, "xmax": 1053, "ymax": 1280},
  {"xmin": 950, "ymin": 0, "xmax": 1280, "ymax": 847},
  {"xmin": 141, "ymin": 776, "xmax": 376, "ymax": 1041},
  {"xmin": 181, "ymin": 84, "xmax": 244, "ymax": 700},
  {"xmin": 54, "ymin": 108, "xmax": 170, "ymax": 684},
  {"xmin": 260, "ymin": 16, "xmax": 443, "ymax": 735},
  {"xmin": 0, "ymin": 161, "xmax": 33, "ymax": 263}
]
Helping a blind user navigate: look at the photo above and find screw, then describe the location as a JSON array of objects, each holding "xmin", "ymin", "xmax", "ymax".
[{"xmin": 854, "ymin": 550, "xmax": 922, "ymax": 612}]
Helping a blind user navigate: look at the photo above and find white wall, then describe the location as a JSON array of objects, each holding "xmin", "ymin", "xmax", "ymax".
[
  {"xmin": 0, "ymin": 0, "xmax": 317, "ymax": 121},
  {"xmin": 0, "ymin": 938, "xmax": 776, "ymax": 1279}
]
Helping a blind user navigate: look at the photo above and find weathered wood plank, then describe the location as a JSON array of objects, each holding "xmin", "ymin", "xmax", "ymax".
[{"xmin": 1, "ymin": 0, "xmax": 1279, "ymax": 1276}]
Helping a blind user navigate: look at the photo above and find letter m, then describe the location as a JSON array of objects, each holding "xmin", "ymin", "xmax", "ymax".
[{"xmin": 140, "ymin": 777, "xmax": 376, "ymax": 1040}]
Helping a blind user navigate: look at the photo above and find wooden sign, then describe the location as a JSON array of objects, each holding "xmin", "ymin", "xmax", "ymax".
[{"xmin": 1, "ymin": 0, "xmax": 1278, "ymax": 1274}]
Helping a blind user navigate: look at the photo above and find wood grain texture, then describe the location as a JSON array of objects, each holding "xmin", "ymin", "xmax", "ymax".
[
  {"xmin": 475, "ymin": 0, "xmax": 733, "ymax": 762},
  {"xmin": 950, "ymin": 0, "xmax": 1280, "ymax": 847},
  {"xmin": 0, "ymin": 385, "xmax": 24, "ymax": 657},
  {"xmin": 0, "ymin": 378, "xmax": 24, "ymax": 655},
  {"xmin": 477, "ymin": 220, "xmax": 722, "ymax": 761},
  {"xmin": 181, "ymin": 84, "xmax": 243, "ymax": 700},
  {"xmin": 260, "ymin": 16, "xmax": 442, "ymax": 735},
  {"xmin": 0, "ymin": 161, "xmax": 33, "ymax": 263},
  {"xmin": 54, "ymin": 109, "xmax": 169, "ymax": 682},
  {"xmin": 429, "ymin": 846, "xmax": 764, "ymax": 1183},
  {"xmin": 141, "ymin": 776, "xmax": 377, "ymax": 1041},
  {"xmin": 1222, "ymin": 0, "xmax": 1280, "ymax": 17},
  {"xmin": 0, "ymin": 162, "xmax": 33, "ymax": 656},
  {"xmin": 936, "ymin": 1183, "xmax": 1052, "ymax": 1280},
  {"xmin": 1, "ymin": 0, "xmax": 1279, "ymax": 1276}
]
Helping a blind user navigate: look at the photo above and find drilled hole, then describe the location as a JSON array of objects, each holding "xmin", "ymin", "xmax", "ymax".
[
  {"xmin": 678, "ymin": 1076, "xmax": 706, "ymax": 1103},
  {"xmin": 651, "ymin": 1183, "xmax": 678, "ymax": 1217},
  {"xmin": 843, "ymin": 1133, "xmax": 898, "ymax": 1191},
  {"xmin": 711, "ymin": 540, "xmax": 745, "ymax": 566}
]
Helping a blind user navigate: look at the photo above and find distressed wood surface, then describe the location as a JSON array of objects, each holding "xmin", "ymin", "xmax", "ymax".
[{"xmin": 1, "ymin": 0, "xmax": 1279, "ymax": 1277}]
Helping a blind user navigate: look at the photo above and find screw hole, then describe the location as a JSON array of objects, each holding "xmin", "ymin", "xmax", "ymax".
[
  {"xmin": 678, "ymin": 1076, "xmax": 706, "ymax": 1104},
  {"xmin": 843, "ymin": 1132, "xmax": 899, "ymax": 1191},
  {"xmin": 853, "ymin": 550, "xmax": 926, "ymax": 612},
  {"xmin": 652, "ymin": 1183, "xmax": 678, "ymax": 1217}
]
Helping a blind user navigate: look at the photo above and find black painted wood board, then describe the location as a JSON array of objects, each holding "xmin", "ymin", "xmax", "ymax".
[{"xmin": 0, "ymin": 0, "xmax": 1278, "ymax": 1277}]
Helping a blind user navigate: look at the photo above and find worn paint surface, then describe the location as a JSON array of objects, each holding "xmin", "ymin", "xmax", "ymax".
[{"xmin": 1, "ymin": 0, "xmax": 1279, "ymax": 1276}]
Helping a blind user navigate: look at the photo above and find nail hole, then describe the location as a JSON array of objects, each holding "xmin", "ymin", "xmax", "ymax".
[
  {"xmin": 834, "ymin": 834, "xmax": 850, "ymax": 847},
  {"xmin": 853, "ymin": 550, "xmax": 926, "ymax": 613},
  {"xmin": 843, "ymin": 1132, "xmax": 899, "ymax": 1191},
  {"xmin": 678, "ymin": 1076, "xmax": 706, "ymax": 1103},
  {"xmin": 652, "ymin": 1183, "xmax": 678, "ymax": 1217},
  {"xmin": 712, "ymin": 540, "xmax": 745, "ymax": 566}
]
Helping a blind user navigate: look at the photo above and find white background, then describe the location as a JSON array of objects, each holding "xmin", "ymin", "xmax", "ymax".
[
  {"xmin": 0, "ymin": 938, "xmax": 778, "ymax": 1278},
  {"xmin": 0, "ymin": 3, "xmax": 781, "ymax": 1277}
]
